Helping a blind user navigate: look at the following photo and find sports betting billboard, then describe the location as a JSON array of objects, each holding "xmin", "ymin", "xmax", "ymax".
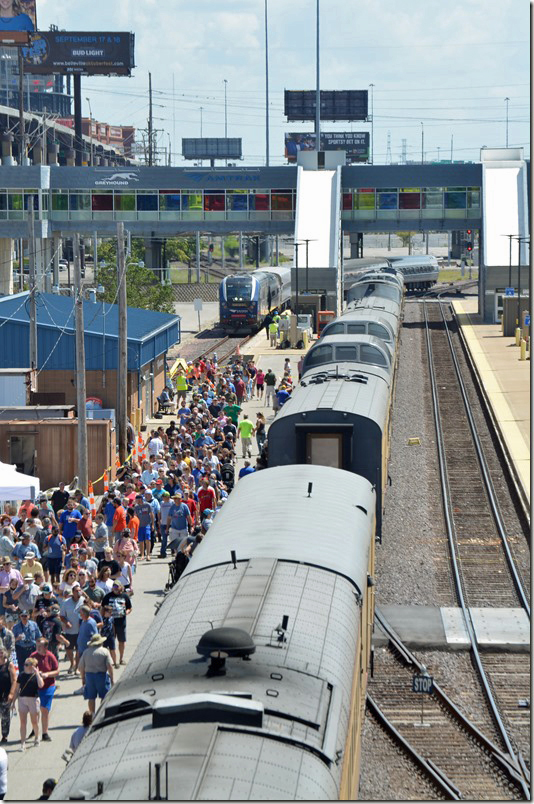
[
  {"xmin": 22, "ymin": 31, "xmax": 134, "ymax": 75},
  {"xmin": 0, "ymin": 0, "xmax": 36, "ymax": 42},
  {"xmin": 285, "ymin": 132, "xmax": 370, "ymax": 163}
]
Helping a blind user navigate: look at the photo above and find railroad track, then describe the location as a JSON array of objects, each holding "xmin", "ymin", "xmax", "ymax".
[
  {"xmin": 422, "ymin": 299, "xmax": 530, "ymax": 795},
  {"xmin": 367, "ymin": 609, "xmax": 527, "ymax": 800},
  {"xmin": 169, "ymin": 331, "xmax": 253, "ymax": 367}
]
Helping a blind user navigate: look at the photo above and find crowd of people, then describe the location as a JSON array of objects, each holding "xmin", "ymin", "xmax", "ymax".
[{"xmin": 0, "ymin": 350, "xmax": 297, "ymax": 796}]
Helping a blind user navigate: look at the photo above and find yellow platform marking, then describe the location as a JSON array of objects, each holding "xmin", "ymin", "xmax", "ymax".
[{"xmin": 453, "ymin": 301, "xmax": 530, "ymax": 502}]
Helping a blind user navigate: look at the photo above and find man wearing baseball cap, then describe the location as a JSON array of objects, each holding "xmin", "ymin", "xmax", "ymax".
[
  {"xmin": 167, "ymin": 494, "xmax": 192, "ymax": 556},
  {"xmin": 20, "ymin": 551, "xmax": 43, "ymax": 580},
  {"xmin": 158, "ymin": 491, "xmax": 173, "ymax": 558}
]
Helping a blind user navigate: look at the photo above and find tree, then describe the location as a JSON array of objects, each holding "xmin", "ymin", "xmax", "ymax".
[
  {"xmin": 165, "ymin": 237, "xmax": 197, "ymax": 282},
  {"xmin": 96, "ymin": 257, "xmax": 175, "ymax": 315},
  {"xmin": 396, "ymin": 231, "xmax": 415, "ymax": 249}
]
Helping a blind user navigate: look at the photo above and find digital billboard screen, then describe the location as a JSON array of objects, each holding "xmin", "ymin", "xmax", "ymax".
[
  {"xmin": 285, "ymin": 132, "xmax": 370, "ymax": 163},
  {"xmin": 182, "ymin": 138, "xmax": 242, "ymax": 160},
  {"xmin": 0, "ymin": 0, "xmax": 36, "ymax": 42},
  {"xmin": 285, "ymin": 90, "xmax": 368, "ymax": 121},
  {"xmin": 22, "ymin": 31, "xmax": 135, "ymax": 75}
]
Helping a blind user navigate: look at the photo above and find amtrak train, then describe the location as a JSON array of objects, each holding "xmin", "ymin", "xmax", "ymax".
[{"xmin": 219, "ymin": 266, "xmax": 291, "ymax": 332}]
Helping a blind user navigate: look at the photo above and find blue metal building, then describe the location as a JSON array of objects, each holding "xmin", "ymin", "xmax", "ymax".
[{"xmin": 0, "ymin": 291, "xmax": 180, "ymax": 416}]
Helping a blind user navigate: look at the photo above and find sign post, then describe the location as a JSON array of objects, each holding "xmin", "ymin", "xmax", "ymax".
[
  {"xmin": 412, "ymin": 673, "xmax": 434, "ymax": 727},
  {"xmin": 193, "ymin": 298, "xmax": 203, "ymax": 333}
]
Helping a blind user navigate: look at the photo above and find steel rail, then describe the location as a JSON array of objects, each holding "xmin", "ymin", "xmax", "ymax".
[
  {"xmin": 366, "ymin": 693, "xmax": 462, "ymax": 800},
  {"xmin": 375, "ymin": 608, "xmax": 528, "ymax": 790},
  {"xmin": 422, "ymin": 301, "xmax": 530, "ymax": 799},
  {"xmin": 437, "ymin": 299, "xmax": 530, "ymax": 615}
]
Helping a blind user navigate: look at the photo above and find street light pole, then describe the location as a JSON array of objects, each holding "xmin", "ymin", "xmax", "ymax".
[
  {"xmin": 502, "ymin": 233, "xmax": 515, "ymax": 288},
  {"xmin": 315, "ymin": 0, "xmax": 320, "ymax": 151},
  {"xmin": 369, "ymin": 83, "xmax": 374, "ymax": 164},
  {"xmin": 86, "ymin": 97, "xmax": 93, "ymax": 166},
  {"xmin": 504, "ymin": 97, "xmax": 510, "ymax": 148},
  {"xmin": 264, "ymin": 0, "xmax": 270, "ymax": 166},
  {"xmin": 223, "ymin": 79, "xmax": 228, "ymax": 138}
]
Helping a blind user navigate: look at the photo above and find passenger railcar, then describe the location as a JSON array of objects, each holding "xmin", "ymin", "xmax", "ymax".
[
  {"xmin": 219, "ymin": 267, "xmax": 291, "ymax": 332},
  {"xmin": 301, "ymin": 334, "xmax": 393, "ymax": 375},
  {"xmin": 389, "ymin": 255, "xmax": 439, "ymax": 292},
  {"xmin": 319, "ymin": 305, "xmax": 399, "ymax": 347},
  {"xmin": 345, "ymin": 278, "xmax": 404, "ymax": 306},
  {"xmin": 268, "ymin": 363, "xmax": 393, "ymax": 538},
  {"xmin": 51, "ymin": 465, "xmax": 376, "ymax": 802}
]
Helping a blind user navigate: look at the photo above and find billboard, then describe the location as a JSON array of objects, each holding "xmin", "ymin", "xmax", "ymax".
[
  {"xmin": 285, "ymin": 132, "xmax": 370, "ymax": 163},
  {"xmin": 0, "ymin": 0, "xmax": 36, "ymax": 42},
  {"xmin": 182, "ymin": 138, "xmax": 242, "ymax": 160},
  {"xmin": 285, "ymin": 90, "xmax": 368, "ymax": 122},
  {"xmin": 22, "ymin": 31, "xmax": 134, "ymax": 75}
]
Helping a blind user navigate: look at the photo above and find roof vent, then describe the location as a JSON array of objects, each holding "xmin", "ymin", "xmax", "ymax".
[{"xmin": 197, "ymin": 627, "xmax": 256, "ymax": 661}]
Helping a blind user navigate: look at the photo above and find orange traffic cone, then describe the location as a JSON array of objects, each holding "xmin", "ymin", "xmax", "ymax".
[
  {"xmin": 88, "ymin": 483, "xmax": 96, "ymax": 518},
  {"xmin": 103, "ymin": 471, "xmax": 109, "ymax": 493}
]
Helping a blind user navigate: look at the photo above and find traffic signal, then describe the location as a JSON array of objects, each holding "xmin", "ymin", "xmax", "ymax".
[
  {"xmin": 466, "ymin": 242, "xmax": 473, "ymax": 252},
  {"xmin": 465, "ymin": 229, "xmax": 473, "ymax": 251}
]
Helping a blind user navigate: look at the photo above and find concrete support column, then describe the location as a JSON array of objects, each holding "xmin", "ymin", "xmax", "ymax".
[
  {"xmin": 239, "ymin": 232, "xmax": 243, "ymax": 268},
  {"xmin": 0, "ymin": 238, "xmax": 13, "ymax": 296}
]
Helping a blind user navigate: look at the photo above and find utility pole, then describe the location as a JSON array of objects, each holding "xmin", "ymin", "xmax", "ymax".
[
  {"xmin": 117, "ymin": 223, "xmax": 128, "ymax": 464},
  {"xmin": 28, "ymin": 199, "xmax": 38, "ymax": 376},
  {"xmin": 264, "ymin": 0, "xmax": 270, "ymax": 166},
  {"xmin": 73, "ymin": 234, "xmax": 88, "ymax": 493},
  {"xmin": 17, "ymin": 46, "xmax": 26, "ymax": 164},
  {"xmin": 315, "ymin": 0, "xmax": 320, "ymax": 151},
  {"xmin": 148, "ymin": 72, "xmax": 153, "ymax": 166}
]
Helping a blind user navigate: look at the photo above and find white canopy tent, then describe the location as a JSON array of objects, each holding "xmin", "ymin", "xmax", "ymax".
[{"xmin": 0, "ymin": 461, "xmax": 40, "ymax": 501}]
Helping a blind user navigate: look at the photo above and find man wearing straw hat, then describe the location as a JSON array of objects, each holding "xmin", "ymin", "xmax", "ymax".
[{"xmin": 78, "ymin": 633, "xmax": 114, "ymax": 714}]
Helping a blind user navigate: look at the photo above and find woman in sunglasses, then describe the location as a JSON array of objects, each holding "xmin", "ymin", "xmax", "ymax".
[{"xmin": 13, "ymin": 656, "xmax": 44, "ymax": 751}]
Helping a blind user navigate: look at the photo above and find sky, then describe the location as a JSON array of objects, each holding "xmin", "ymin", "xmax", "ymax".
[{"xmin": 37, "ymin": 0, "xmax": 530, "ymax": 166}]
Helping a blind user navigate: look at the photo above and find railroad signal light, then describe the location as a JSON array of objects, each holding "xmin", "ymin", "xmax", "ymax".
[
  {"xmin": 466, "ymin": 229, "xmax": 472, "ymax": 235},
  {"xmin": 466, "ymin": 242, "xmax": 473, "ymax": 252}
]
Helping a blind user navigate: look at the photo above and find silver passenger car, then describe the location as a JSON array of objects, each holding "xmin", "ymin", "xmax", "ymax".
[{"xmin": 51, "ymin": 465, "xmax": 376, "ymax": 802}]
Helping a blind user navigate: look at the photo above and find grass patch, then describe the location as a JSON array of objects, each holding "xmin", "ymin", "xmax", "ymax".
[{"xmin": 439, "ymin": 268, "xmax": 478, "ymax": 283}]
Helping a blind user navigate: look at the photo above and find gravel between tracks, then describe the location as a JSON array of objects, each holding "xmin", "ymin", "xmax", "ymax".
[{"xmin": 376, "ymin": 300, "xmax": 455, "ymax": 606}]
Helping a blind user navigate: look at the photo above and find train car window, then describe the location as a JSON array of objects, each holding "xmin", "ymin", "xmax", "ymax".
[
  {"xmin": 226, "ymin": 279, "xmax": 253, "ymax": 302},
  {"xmin": 347, "ymin": 323, "xmax": 366, "ymax": 334},
  {"xmin": 335, "ymin": 346, "xmax": 358, "ymax": 361},
  {"xmin": 324, "ymin": 323, "xmax": 344, "ymax": 335},
  {"xmin": 306, "ymin": 345, "xmax": 332, "ymax": 368},
  {"xmin": 360, "ymin": 345, "xmax": 388, "ymax": 368},
  {"xmin": 368, "ymin": 323, "xmax": 391, "ymax": 341},
  {"xmin": 306, "ymin": 433, "xmax": 342, "ymax": 468}
]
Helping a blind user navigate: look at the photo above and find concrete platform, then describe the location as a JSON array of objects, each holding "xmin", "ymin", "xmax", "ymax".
[
  {"xmin": 374, "ymin": 604, "xmax": 530, "ymax": 652},
  {"xmin": 4, "ymin": 557, "xmax": 173, "ymax": 801},
  {"xmin": 452, "ymin": 299, "xmax": 530, "ymax": 508}
]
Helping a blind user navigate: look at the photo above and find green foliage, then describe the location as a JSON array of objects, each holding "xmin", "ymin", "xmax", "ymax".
[
  {"xmin": 96, "ymin": 254, "xmax": 175, "ymax": 315},
  {"xmin": 165, "ymin": 237, "xmax": 196, "ymax": 264},
  {"xmin": 396, "ymin": 231, "xmax": 416, "ymax": 248},
  {"xmin": 224, "ymin": 235, "xmax": 239, "ymax": 258}
]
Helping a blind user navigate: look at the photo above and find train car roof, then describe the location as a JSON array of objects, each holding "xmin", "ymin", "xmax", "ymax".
[
  {"xmin": 345, "ymin": 296, "xmax": 402, "ymax": 319},
  {"xmin": 272, "ymin": 369, "xmax": 391, "ymax": 430},
  {"xmin": 323, "ymin": 311, "xmax": 396, "ymax": 341},
  {"xmin": 303, "ymin": 334, "xmax": 392, "ymax": 373},
  {"xmin": 388, "ymin": 255, "xmax": 439, "ymax": 266},
  {"xmin": 352, "ymin": 270, "xmax": 404, "ymax": 287},
  {"xmin": 183, "ymin": 464, "xmax": 375, "ymax": 592}
]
